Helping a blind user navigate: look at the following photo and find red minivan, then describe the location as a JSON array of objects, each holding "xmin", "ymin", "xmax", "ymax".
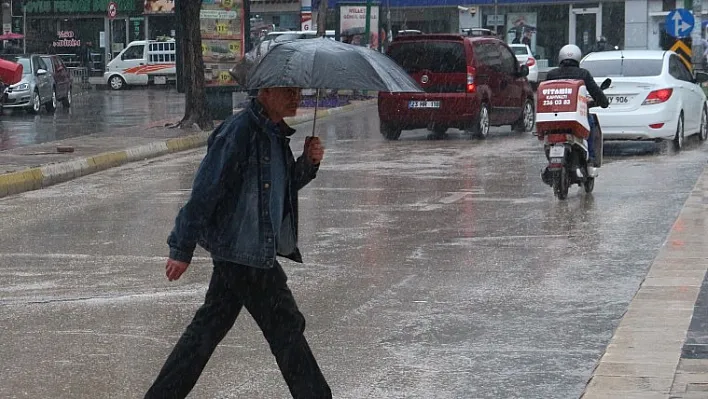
[{"xmin": 378, "ymin": 34, "xmax": 536, "ymax": 140}]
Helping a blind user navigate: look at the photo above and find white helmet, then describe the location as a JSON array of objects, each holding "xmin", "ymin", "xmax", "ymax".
[{"xmin": 559, "ymin": 44, "xmax": 582, "ymax": 64}]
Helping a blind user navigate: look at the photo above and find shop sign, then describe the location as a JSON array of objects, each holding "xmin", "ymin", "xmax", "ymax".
[
  {"xmin": 21, "ymin": 0, "xmax": 139, "ymax": 15},
  {"xmin": 339, "ymin": 4, "xmax": 380, "ymax": 50},
  {"xmin": 54, "ymin": 31, "xmax": 81, "ymax": 47},
  {"xmin": 200, "ymin": 0, "xmax": 244, "ymax": 87},
  {"xmin": 53, "ymin": 30, "xmax": 81, "ymax": 47},
  {"xmin": 130, "ymin": 17, "xmax": 144, "ymax": 42},
  {"xmin": 11, "ymin": 17, "xmax": 22, "ymax": 34},
  {"xmin": 486, "ymin": 15, "xmax": 504, "ymax": 27}
]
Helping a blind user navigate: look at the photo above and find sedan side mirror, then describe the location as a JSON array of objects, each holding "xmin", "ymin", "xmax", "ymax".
[
  {"xmin": 518, "ymin": 64, "xmax": 529, "ymax": 78},
  {"xmin": 36, "ymin": 69, "xmax": 47, "ymax": 76},
  {"xmin": 600, "ymin": 78, "xmax": 612, "ymax": 90}
]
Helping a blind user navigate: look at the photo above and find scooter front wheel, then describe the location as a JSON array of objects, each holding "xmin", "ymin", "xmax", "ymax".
[
  {"xmin": 553, "ymin": 167, "xmax": 569, "ymax": 200},
  {"xmin": 584, "ymin": 177, "xmax": 595, "ymax": 193}
]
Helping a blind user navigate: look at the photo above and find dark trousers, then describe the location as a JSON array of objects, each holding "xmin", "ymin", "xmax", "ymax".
[{"xmin": 145, "ymin": 260, "xmax": 332, "ymax": 399}]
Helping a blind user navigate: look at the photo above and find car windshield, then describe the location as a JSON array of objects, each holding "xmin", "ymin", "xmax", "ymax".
[
  {"xmin": 511, "ymin": 47, "xmax": 528, "ymax": 56},
  {"xmin": 581, "ymin": 59, "xmax": 663, "ymax": 77},
  {"xmin": 388, "ymin": 42, "xmax": 466, "ymax": 73}
]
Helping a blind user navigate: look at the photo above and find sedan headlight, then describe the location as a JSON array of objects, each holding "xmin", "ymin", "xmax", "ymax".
[{"xmin": 14, "ymin": 83, "xmax": 29, "ymax": 91}]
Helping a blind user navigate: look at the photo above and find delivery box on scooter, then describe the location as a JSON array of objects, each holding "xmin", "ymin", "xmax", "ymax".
[{"xmin": 536, "ymin": 79, "xmax": 590, "ymax": 140}]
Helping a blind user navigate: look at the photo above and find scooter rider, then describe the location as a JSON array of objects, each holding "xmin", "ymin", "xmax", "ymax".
[{"xmin": 545, "ymin": 44, "xmax": 609, "ymax": 176}]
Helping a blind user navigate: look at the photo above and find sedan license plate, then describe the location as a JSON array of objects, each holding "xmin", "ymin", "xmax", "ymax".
[
  {"xmin": 154, "ymin": 76, "xmax": 167, "ymax": 85},
  {"xmin": 607, "ymin": 95, "xmax": 632, "ymax": 105},
  {"xmin": 409, "ymin": 100, "xmax": 440, "ymax": 109},
  {"xmin": 549, "ymin": 145, "xmax": 565, "ymax": 158}
]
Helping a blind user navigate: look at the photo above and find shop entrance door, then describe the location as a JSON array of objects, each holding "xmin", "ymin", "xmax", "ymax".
[{"xmin": 569, "ymin": 5, "xmax": 602, "ymax": 56}]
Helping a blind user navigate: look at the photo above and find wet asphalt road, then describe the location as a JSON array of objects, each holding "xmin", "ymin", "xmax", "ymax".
[
  {"xmin": 1, "ymin": 104, "xmax": 707, "ymax": 398},
  {"xmin": 0, "ymin": 89, "xmax": 184, "ymax": 151}
]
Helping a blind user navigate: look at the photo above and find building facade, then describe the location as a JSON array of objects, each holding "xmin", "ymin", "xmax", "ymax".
[
  {"xmin": 323, "ymin": 0, "xmax": 628, "ymax": 67},
  {"xmin": 1, "ymin": 0, "xmax": 180, "ymax": 71},
  {"xmin": 320, "ymin": 0, "xmax": 705, "ymax": 66},
  {"xmin": 639, "ymin": 0, "xmax": 707, "ymax": 51}
]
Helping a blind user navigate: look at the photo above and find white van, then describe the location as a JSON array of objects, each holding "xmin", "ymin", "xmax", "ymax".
[{"xmin": 104, "ymin": 39, "xmax": 176, "ymax": 90}]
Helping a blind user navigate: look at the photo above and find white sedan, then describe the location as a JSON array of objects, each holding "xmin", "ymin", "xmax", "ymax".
[
  {"xmin": 580, "ymin": 50, "xmax": 708, "ymax": 150},
  {"xmin": 509, "ymin": 44, "xmax": 539, "ymax": 87}
]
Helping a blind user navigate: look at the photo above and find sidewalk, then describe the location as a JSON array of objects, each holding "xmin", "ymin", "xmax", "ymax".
[
  {"xmin": 581, "ymin": 168, "xmax": 708, "ymax": 399},
  {"xmin": 0, "ymin": 99, "xmax": 375, "ymax": 198}
]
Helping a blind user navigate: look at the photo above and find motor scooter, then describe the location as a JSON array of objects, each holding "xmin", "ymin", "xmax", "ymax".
[{"xmin": 536, "ymin": 78, "xmax": 611, "ymax": 199}]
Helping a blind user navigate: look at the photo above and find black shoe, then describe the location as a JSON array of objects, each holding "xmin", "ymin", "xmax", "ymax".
[{"xmin": 541, "ymin": 168, "xmax": 553, "ymax": 186}]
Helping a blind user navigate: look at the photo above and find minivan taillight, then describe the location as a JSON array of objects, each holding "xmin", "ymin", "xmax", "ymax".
[
  {"xmin": 526, "ymin": 57, "xmax": 536, "ymax": 67},
  {"xmin": 466, "ymin": 65, "xmax": 476, "ymax": 93},
  {"xmin": 643, "ymin": 88, "xmax": 673, "ymax": 105}
]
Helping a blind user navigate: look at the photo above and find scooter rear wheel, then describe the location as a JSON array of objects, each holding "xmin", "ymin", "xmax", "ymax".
[{"xmin": 553, "ymin": 167, "xmax": 569, "ymax": 200}]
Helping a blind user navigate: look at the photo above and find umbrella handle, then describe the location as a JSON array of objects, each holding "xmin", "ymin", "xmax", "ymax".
[{"xmin": 310, "ymin": 88, "xmax": 320, "ymax": 138}]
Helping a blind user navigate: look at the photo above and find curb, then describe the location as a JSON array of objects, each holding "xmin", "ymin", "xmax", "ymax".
[
  {"xmin": 0, "ymin": 99, "xmax": 376, "ymax": 199},
  {"xmin": 580, "ymin": 166, "xmax": 708, "ymax": 398}
]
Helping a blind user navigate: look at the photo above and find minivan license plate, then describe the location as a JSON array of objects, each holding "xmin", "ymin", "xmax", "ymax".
[
  {"xmin": 409, "ymin": 101, "xmax": 440, "ymax": 109},
  {"xmin": 549, "ymin": 145, "xmax": 565, "ymax": 157},
  {"xmin": 154, "ymin": 76, "xmax": 167, "ymax": 85}
]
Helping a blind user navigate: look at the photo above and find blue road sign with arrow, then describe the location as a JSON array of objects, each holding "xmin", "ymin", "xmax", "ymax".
[{"xmin": 666, "ymin": 8, "xmax": 695, "ymax": 39}]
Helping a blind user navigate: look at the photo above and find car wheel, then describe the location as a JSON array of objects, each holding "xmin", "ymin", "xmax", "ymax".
[
  {"xmin": 429, "ymin": 126, "xmax": 447, "ymax": 139},
  {"xmin": 109, "ymin": 75, "xmax": 126, "ymax": 90},
  {"xmin": 699, "ymin": 104, "xmax": 707, "ymax": 142},
  {"xmin": 673, "ymin": 112, "xmax": 685, "ymax": 151},
  {"xmin": 381, "ymin": 122, "xmax": 402, "ymax": 141},
  {"xmin": 469, "ymin": 102, "xmax": 490, "ymax": 139},
  {"xmin": 27, "ymin": 90, "xmax": 40, "ymax": 114},
  {"xmin": 513, "ymin": 99, "xmax": 535, "ymax": 133},
  {"xmin": 61, "ymin": 86, "xmax": 72, "ymax": 108},
  {"xmin": 45, "ymin": 89, "xmax": 57, "ymax": 112}
]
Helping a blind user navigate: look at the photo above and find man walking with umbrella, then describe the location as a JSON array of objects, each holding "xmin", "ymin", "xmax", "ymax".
[
  {"xmin": 144, "ymin": 86, "xmax": 331, "ymax": 399},
  {"xmin": 145, "ymin": 38, "xmax": 420, "ymax": 399}
]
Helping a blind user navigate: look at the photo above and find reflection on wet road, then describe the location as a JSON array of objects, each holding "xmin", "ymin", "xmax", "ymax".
[
  {"xmin": 0, "ymin": 105, "xmax": 706, "ymax": 398},
  {"xmin": 0, "ymin": 89, "xmax": 184, "ymax": 151}
]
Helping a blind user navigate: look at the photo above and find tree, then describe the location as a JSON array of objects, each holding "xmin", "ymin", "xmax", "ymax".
[
  {"xmin": 177, "ymin": 0, "xmax": 213, "ymax": 130},
  {"xmin": 315, "ymin": 0, "xmax": 327, "ymax": 37}
]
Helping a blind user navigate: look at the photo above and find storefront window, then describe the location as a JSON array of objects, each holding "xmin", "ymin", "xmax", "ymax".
[
  {"xmin": 484, "ymin": 4, "xmax": 569, "ymax": 66},
  {"xmin": 148, "ymin": 15, "xmax": 176, "ymax": 39},
  {"xmin": 601, "ymin": 2, "xmax": 625, "ymax": 50}
]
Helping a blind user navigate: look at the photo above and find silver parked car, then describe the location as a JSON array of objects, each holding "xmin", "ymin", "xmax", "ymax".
[{"xmin": 1, "ymin": 54, "xmax": 56, "ymax": 114}]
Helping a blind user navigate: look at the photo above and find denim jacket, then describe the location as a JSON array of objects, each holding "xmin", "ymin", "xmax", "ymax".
[{"xmin": 167, "ymin": 99, "xmax": 319, "ymax": 268}]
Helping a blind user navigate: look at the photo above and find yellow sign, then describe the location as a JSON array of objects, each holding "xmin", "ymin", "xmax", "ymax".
[
  {"xmin": 670, "ymin": 40, "xmax": 693, "ymax": 71},
  {"xmin": 222, "ymin": 0, "xmax": 234, "ymax": 7},
  {"xmin": 216, "ymin": 23, "xmax": 229, "ymax": 35},
  {"xmin": 219, "ymin": 71, "xmax": 232, "ymax": 83},
  {"xmin": 201, "ymin": 43, "xmax": 208, "ymax": 54},
  {"xmin": 228, "ymin": 42, "xmax": 241, "ymax": 54}
]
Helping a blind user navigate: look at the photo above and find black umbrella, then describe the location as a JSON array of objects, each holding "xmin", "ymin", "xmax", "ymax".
[
  {"xmin": 246, "ymin": 38, "xmax": 422, "ymax": 135},
  {"xmin": 341, "ymin": 27, "xmax": 366, "ymax": 37}
]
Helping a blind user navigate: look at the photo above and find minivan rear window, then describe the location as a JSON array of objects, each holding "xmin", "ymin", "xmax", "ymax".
[
  {"xmin": 388, "ymin": 42, "xmax": 466, "ymax": 73},
  {"xmin": 580, "ymin": 59, "xmax": 663, "ymax": 77}
]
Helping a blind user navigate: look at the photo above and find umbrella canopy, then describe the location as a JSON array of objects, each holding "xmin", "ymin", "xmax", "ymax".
[
  {"xmin": 246, "ymin": 38, "xmax": 422, "ymax": 93},
  {"xmin": 0, "ymin": 33, "xmax": 24, "ymax": 40}
]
